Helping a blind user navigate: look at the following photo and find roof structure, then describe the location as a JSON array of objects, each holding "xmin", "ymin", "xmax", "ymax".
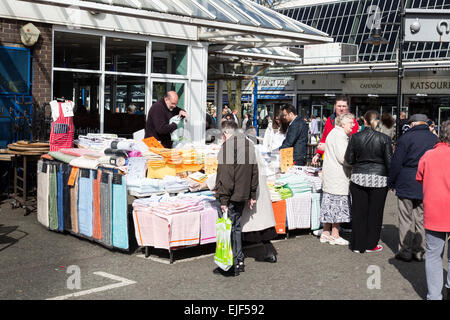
[{"xmin": 276, "ymin": 0, "xmax": 344, "ymax": 9}]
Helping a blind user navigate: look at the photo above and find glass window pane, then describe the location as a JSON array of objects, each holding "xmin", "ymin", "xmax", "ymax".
[
  {"xmin": 54, "ymin": 32, "xmax": 100, "ymax": 70},
  {"xmin": 105, "ymin": 38, "xmax": 147, "ymax": 74},
  {"xmin": 152, "ymin": 43, "xmax": 187, "ymax": 75},
  {"xmin": 53, "ymin": 71, "xmax": 100, "ymax": 136},
  {"xmin": 105, "ymin": 75, "xmax": 146, "ymax": 114},
  {"xmin": 104, "ymin": 75, "xmax": 146, "ymax": 136},
  {"xmin": 152, "ymin": 82, "xmax": 185, "ymax": 110},
  {"xmin": 338, "ymin": 3, "xmax": 346, "ymax": 16}
]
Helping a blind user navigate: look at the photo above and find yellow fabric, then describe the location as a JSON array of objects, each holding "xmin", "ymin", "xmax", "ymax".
[{"xmin": 147, "ymin": 164, "xmax": 177, "ymax": 179}]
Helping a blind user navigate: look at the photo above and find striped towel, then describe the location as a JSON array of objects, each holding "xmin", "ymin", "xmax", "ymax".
[
  {"xmin": 310, "ymin": 193, "xmax": 322, "ymax": 231},
  {"xmin": 133, "ymin": 209, "xmax": 155, "ymax": 247},
  {"xmin": 200, "ymin": 207, "xmax": 218, "ymax": 244},
  {"xmin": 92, "ymin": 170, "xmax": 102, "ymax": 240},
  {"xmin": 62, "ymin": 164, "xmax": 72, "ymax": 232},
  {"xmin": 167, "ymin": 210, "xmax": 200, "ymax": 248},
  {"xmin": 272, "ymin": 200, "xmax": 287, "ymax": 234},
  {"xmin": 48, "ymin": 164, "xmax": 58, "ymax": 231},
  {"xmin": 100, "ymin": 171, "xmax": 112, "ymax": 246},
  {"xmin": 37, "ymin": 160, "xmax": 50, "ymax": 228},
  {"xmin": 57, "ymin": 164, "xmax": 64, "ymax": 231},
  {"xmin": 48, "ymin": 151, "xmax": 77, "ymax": 164},
  {"xmin": 69, "ymin": 157, "xmax": 100, "ymax": 170},
  {"xmin": 112, "ymin": 173, "xmax": 129, "ymax": 250},
  {"xmin": 78, "ymin": 169, "xmax": 93, "ymax": 237},
  {"xmin": 286, "ymin": 192, "xmax": 312, "ymax": 230}
]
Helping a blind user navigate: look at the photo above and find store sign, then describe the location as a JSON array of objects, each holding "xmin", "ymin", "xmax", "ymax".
[
  {"xmin": 343, "ymin": 79, "xmax": 395, "ymax": 94},
  {"xmin": 243, "ymin": 77, "xmax": 294, "ymax": 91},
  {"xmin": 344, "ymin": 77, "xmax": 450, "ymax": 94},
  {"xmin": 409, "ymin": 80, "xmax": 450, "ymax": 90}
]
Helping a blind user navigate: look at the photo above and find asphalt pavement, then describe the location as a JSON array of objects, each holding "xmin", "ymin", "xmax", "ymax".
[{"xmin": 0, "ymin": 191, "xmax": 446, "ymax": 301}]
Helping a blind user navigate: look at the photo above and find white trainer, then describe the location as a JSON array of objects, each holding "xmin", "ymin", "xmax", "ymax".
[{"xmin": 330, "ymin": 236, "xmax": 349, "ymax": 246}]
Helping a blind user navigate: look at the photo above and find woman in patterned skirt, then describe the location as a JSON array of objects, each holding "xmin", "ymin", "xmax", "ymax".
[{"xmin": 319, "ymin": 113, "xmax": 355, "ymax": 245}]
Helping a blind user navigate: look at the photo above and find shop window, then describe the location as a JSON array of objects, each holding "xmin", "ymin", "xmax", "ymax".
[
  {"xmin": 54, "ymin": 32, "xmax": 100, "ymax": 70},
  {"xmin": 53, "ymin": 71, "xmax": 100, "ymax": 136},
  {"xmin": 105, "ymin": 38, "xmax": 147, "ymax": 74},
  {"xmin": 104, "ymin": 75, "xmax": 146, "ymax": 136},
  {"xmin": 152, "ymin": 82, "xmax": 185, "ymax": 110},
  {"xmin": 152, "ymin": 42, "xmax": 187, "ymax": 75},
  {"xmin": 105, "ymin": 75, "xmax": 146, "ymax": 114}
]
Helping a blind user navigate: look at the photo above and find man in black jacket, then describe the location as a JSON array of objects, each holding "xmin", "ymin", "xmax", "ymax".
[
  {"xmin": 388, "ymin": 114, "xmax": 438, "ymax": 262},
  {"xmin": 144, "ymin": 91, "xmax": 188, "ymax": 148},
  {"xmin": 214, "ymin": 121, "xmax": 258, "ymax": 276},
  {"xmin": 280, "ymin": 105, "xmax": 308, "ymax": 166}
]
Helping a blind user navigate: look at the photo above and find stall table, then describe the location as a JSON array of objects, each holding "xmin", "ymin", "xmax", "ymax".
[{"xmin": 7, "ymin": 150, "xmax": 46, "ymax": 215}]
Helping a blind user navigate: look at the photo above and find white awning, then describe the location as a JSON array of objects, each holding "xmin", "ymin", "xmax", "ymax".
[{"xmin": 18, "ymin": 0, "xmax": 333, "ymax": 45}]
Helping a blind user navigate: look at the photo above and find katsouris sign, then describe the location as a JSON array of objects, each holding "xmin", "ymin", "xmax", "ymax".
[{"xmin": 344, "ymin": 77, "xmax": 450, "ymax": 94}]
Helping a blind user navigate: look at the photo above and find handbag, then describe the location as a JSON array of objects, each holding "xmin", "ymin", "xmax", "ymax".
[{"xmin": 214, "ymin": 208, "xmax": 233, "ymax": 271}]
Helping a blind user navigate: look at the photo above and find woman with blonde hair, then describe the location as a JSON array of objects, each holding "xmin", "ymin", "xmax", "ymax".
[
  {"xmin": 345, "ymin": 110, "xmax": 393, "ymax": 253},
  {"xmin": 319, "ymin": 113, "xmax": 355, "ymax": 245}
]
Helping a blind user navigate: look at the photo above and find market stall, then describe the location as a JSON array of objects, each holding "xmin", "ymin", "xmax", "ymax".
[{"xmin": 36, "ymin": 99, "xmax": 324, "ymax": 261}]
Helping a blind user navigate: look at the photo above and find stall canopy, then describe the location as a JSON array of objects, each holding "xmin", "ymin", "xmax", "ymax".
[{"xmin": 21, "ymin": 0, "xmax": 333, "ymax": 69}]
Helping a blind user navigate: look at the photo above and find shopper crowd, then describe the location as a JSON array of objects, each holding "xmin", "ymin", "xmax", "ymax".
[{"xmin": 203, "ymin": 96, "xmax": 450, "ymax": 300}]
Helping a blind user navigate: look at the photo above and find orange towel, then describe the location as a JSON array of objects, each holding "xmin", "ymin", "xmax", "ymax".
[{"xmin": 272, "ymin": 200, "xmax": 287, "ymax": 234}]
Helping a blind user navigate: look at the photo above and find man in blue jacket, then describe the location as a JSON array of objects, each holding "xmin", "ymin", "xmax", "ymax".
[
  {"xmin": 280, "ymin": 105, "xmax": 309, "ymax": 166},
  {"xmin": 388, "ymin": 114, "xmax": 438, "ymax": 262}
]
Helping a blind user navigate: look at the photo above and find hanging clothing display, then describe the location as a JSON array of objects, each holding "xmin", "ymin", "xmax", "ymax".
[
  {"xmin": 62, "ymin": 164, "xmax": 72, "ymax": 231},
  {"xmin": 56, "ymin": 164, "xmax": 64, "ymax": 232},
  {"xmin": 78, "ymin": 169, "xmax": 94, "ymax": 237},
  {"xmin": 37, "ymin": 160, "xmax": 50, "ymax": 228},
  {"xmin": 100, "ymin": 171, "xmax": 113, "ymax": 246},
  {"xmin": 92, "ymin": 170, "xmax": 102, "ymax": 240},
  {"xmin": 112, "ymin": 173, "xmax": 129, "ymax": 250},
  {"xmin": 49, "ymin": 101, "xmax": 74, "ymax": 152},
  {"xmin": 69, "ymin": 167, "xmax": 79, "ymax": 234},
  {"xmin": 48, "ymin": 163, "xmax": 58, "ymax": 231}
]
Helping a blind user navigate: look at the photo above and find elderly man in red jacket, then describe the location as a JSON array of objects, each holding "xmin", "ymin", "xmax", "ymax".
[{"xmin": 311, "ymin": 95, "xmax": 359, "ymax": 165}]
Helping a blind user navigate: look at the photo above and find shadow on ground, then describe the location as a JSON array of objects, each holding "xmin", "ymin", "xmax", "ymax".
[
  {"xmin": 0, "ymin": 224, "xmax": 28, "ymax": 252},
  {"xmin": 381, "ymin": 224, "xmax": 427, "ymax": 299}
]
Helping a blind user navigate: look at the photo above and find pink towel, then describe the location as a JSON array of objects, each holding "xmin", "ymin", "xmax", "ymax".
[
  {"xmin": 133, "ymin": 209, "xmax": 154, "ymax": 247},
  {"xmin": 167, "ymin": 211, "xmax": 201, "ymax": 248},
  {"xmin": 60, "ymin": 148, "xmax": 103, "ymax": 158},
  {"xmin": 200, "ymin": 207, "xmax": 218, "ymax": 244}
]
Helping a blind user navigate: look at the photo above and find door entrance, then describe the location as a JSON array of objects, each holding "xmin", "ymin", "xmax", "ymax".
[{"xmin": 438, "ymin": 107, "xmax": 450, "ymax": 135}]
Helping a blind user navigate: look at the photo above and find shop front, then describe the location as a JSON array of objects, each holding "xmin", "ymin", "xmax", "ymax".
[
  {"xmin": 344, "ymin": 73, "xmax": 450, "ymax": 131},
  {"xmin": 295, "ymin": 74, "xmax": 344, "ymax": 126},
  {"xmin": 52, "ymin": 29, "xmax": 191, "ymax": 139}
]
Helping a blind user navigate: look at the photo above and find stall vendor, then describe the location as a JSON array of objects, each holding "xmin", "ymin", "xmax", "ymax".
[{"xmin": 144, "ymin": 91, "xmax": 188, "ymax": 148}]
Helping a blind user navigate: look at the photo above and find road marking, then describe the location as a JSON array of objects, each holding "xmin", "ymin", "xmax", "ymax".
[{"xmin": 46, "ymin": 272, "xmax": 136, "ymax": 300}]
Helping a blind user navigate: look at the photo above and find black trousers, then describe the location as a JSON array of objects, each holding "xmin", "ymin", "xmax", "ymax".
[
  {"xmin": 349, "ymin": 182, "xmax": 388, "ymax": 252},
  {"xmin": 216, "ymin": 200, "xmax": 245, "ymax": 266}
]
